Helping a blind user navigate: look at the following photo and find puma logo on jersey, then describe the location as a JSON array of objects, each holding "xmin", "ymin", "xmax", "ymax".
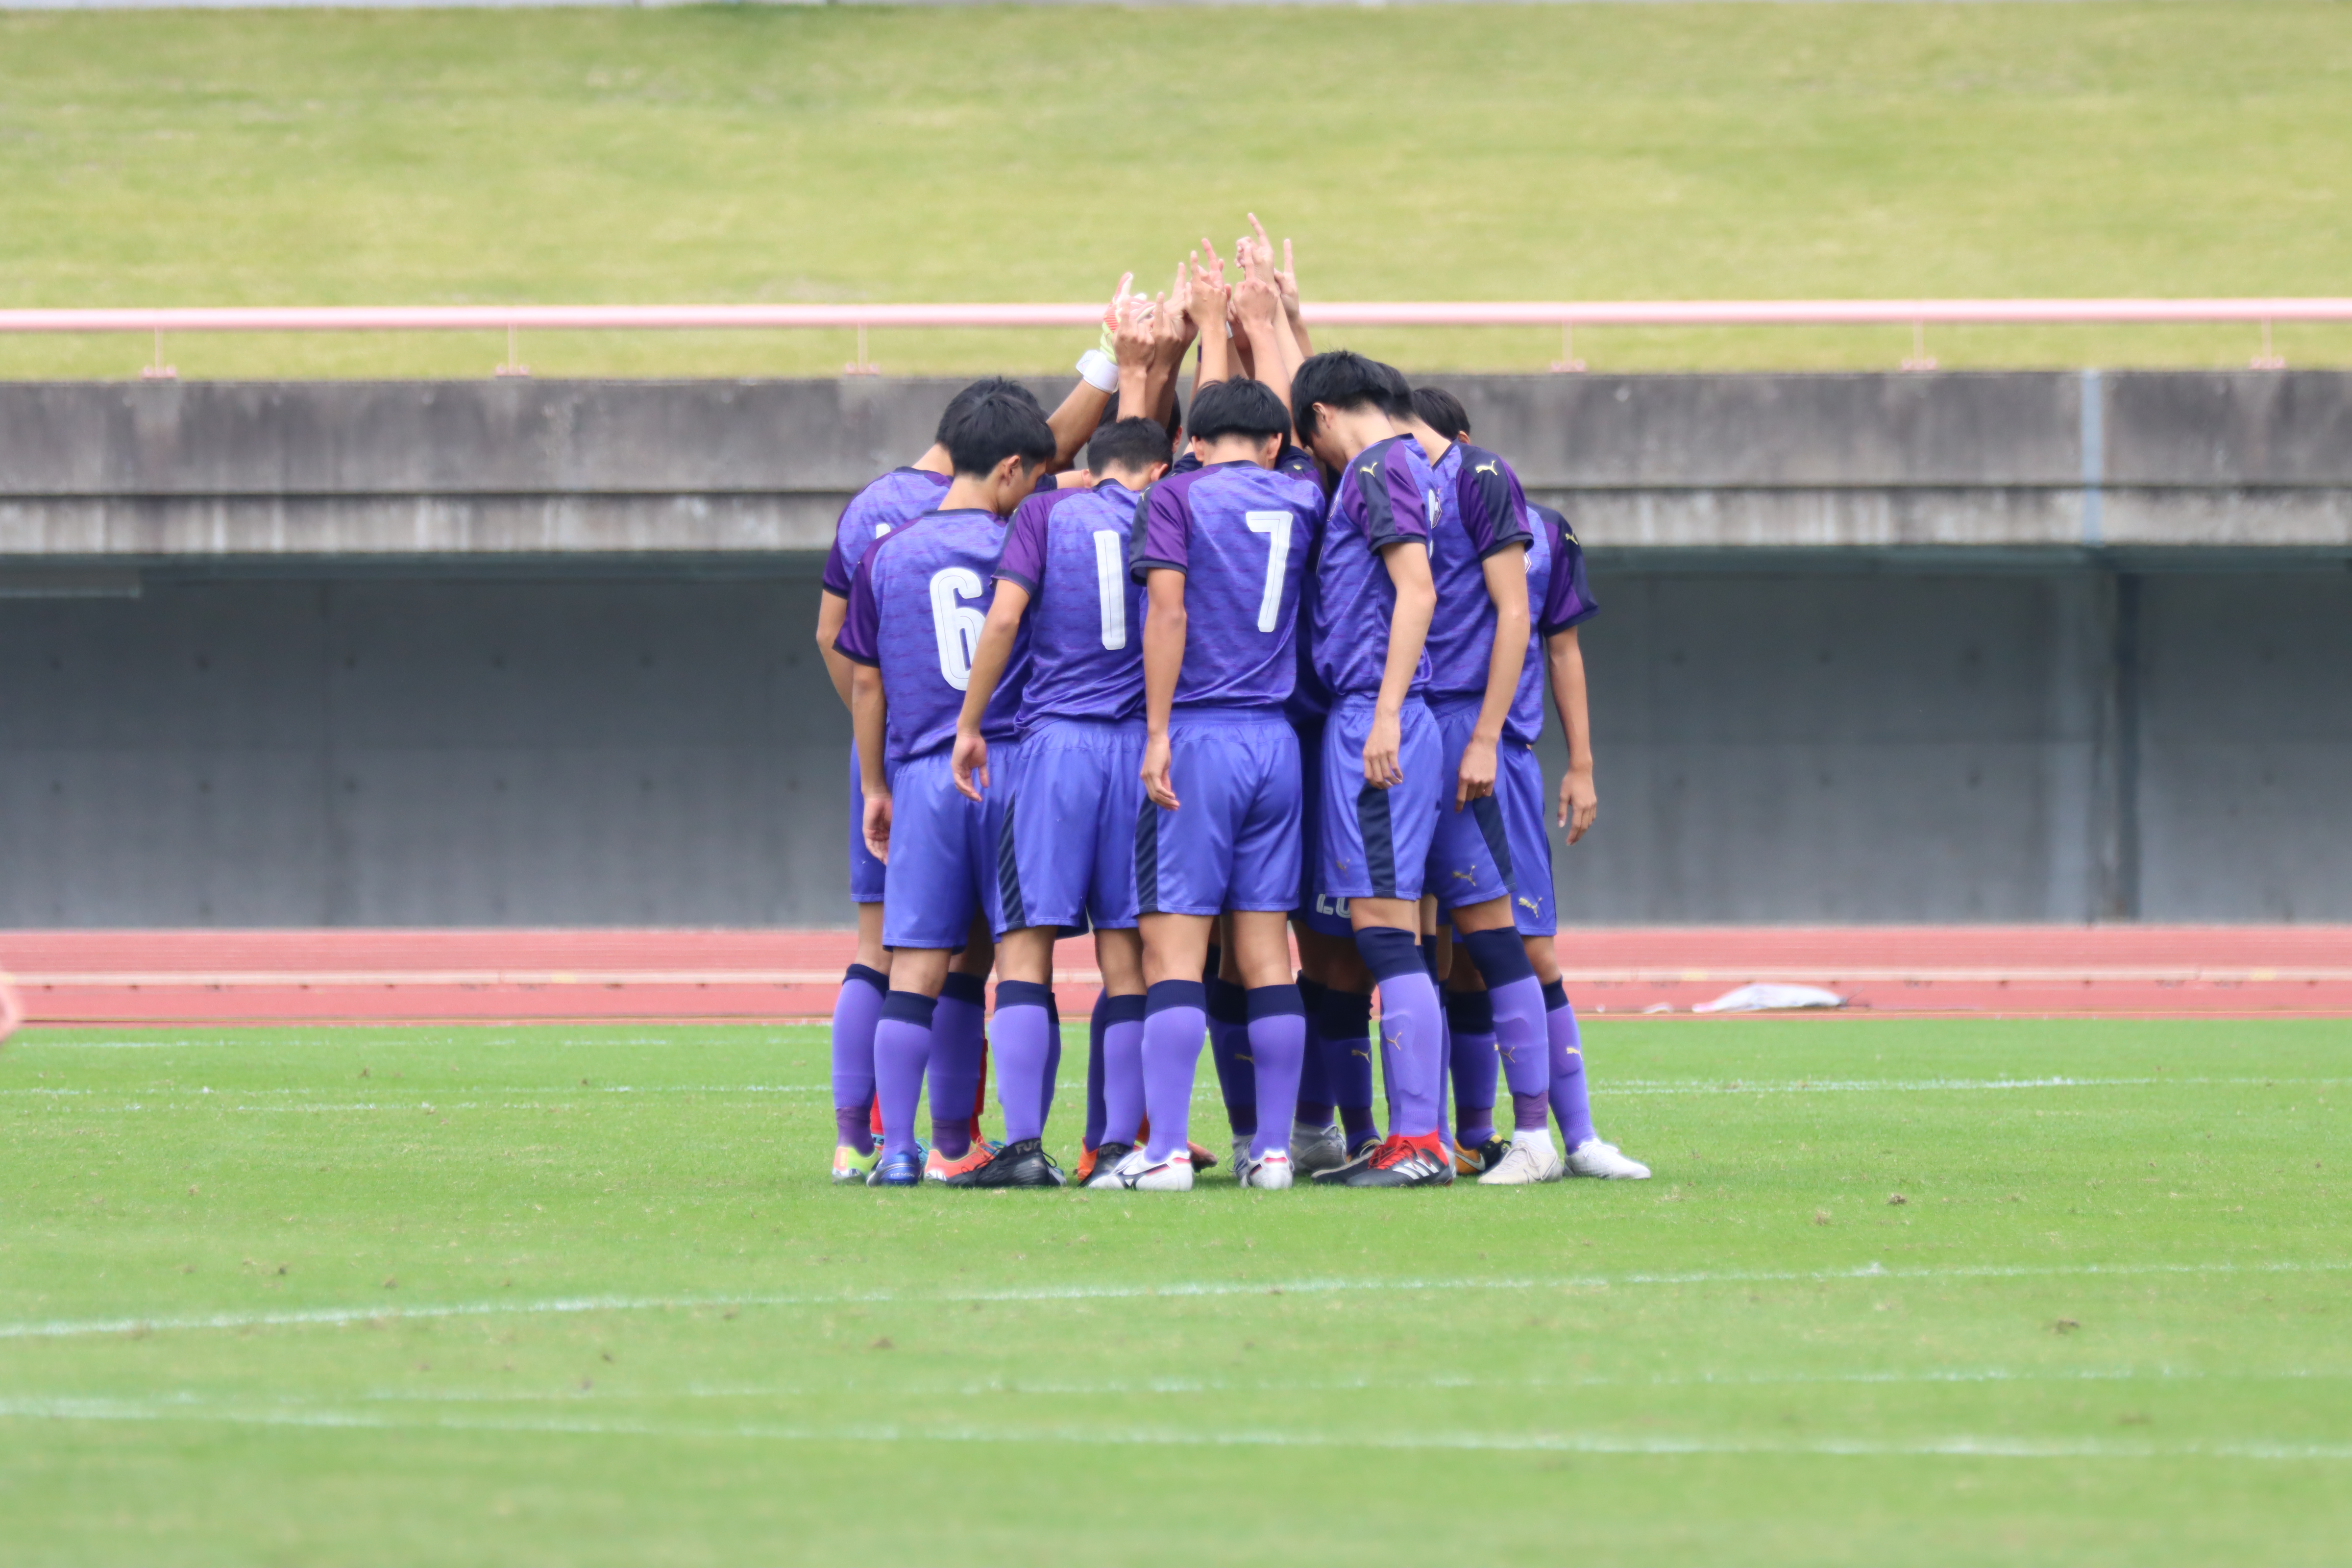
[{"xmin": 1473, "ymin": 461, "xmax": 1500, "ymax": 477}]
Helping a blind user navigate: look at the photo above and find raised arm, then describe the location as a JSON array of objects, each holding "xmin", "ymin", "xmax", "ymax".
[
  {"xmin": 1273, "ymin": 233, "xmax": 1311, "ymax": 358},
  {"xmin": 1363, "ymin": 540, "xmax": 1436, "ymax": 787},
  {"xmin": 1148, "ymin": 261, "xmax": 1197, "ymax": 434},
  {"xmin": 1232, "ymin": 275, "xmax": 1292, "ymax": 413},
  {"xmin": 1457, "ymin": 546, "xmax": 1529, "ymax": 809},
  {"xmin": 951, "ymin": 581, "xmax": 1033, "ymax": 802},
  {"xmin": 1044, "ymin": 273, "xmax": 1131, "ymax": 468},
  {"xmin": 1244, "ymin": 215, "xmax": 1306, "ymax": 395},
  {"xmin": 1189, "ymin": 244, "xmax": 1231, "ymax": 393},
  {"xmin": 1544, "ymin": 625, "xmax": 1598, "ymax": 843}
]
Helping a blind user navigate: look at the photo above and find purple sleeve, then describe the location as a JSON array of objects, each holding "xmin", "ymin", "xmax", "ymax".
[
  {"xmin": 1459, "ymin": 456, "xmax": 1531, "ymax": 561},
  {"xmin": 995, "ymin": 494, "xmax": 1053, "ymax": 593},
  {"xmin": 821, "ymin": 534, "xmax": 855, "ymax": 598},
  {"xmin": 1362, "ymin": 443, "xmax": 1431, "ymax": 550},
  {"xmin": 1128, "ymin": 477, "xmax": 1191, "ymax": 581},
  {"xmin": 1538, "ymin": 511, "xmax": 1599, "ymax": 634},
  {"xmin": 834, "ymin": 548, "xmax": 883, "ymax": 665}
]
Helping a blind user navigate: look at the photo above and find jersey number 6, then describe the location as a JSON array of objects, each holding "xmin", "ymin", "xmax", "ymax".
[{"xmin": 929, "ymin": 566, "xmax": 987, "ymax": 691}]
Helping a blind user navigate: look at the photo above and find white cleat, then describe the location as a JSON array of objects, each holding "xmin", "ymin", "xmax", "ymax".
[
  {"xmin": 1289, "ymin": 1121, "xmax": 1347, "ymax": 1176},
  {"xmin": 1476, "ymin": 1143, "xmax": 1566, "ymax": 1185},
  {"xmin": 1109, "ymin": 1146, "xmax": 1194, "ymax": 1192},
  {"xmin": 1566, "ymin": 1139, "xmax": 1651, "ymax": 1180},
  {"xmin": 1238, "ymin": 1151, "xmax": 1295, "ymax": 1190}
]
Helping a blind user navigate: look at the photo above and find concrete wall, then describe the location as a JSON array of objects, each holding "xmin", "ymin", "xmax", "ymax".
[{"xmin": 4, "ymin": 373, "xmax": 2349, "ymax": 926}]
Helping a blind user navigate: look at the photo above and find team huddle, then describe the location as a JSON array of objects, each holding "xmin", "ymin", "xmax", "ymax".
[{"xmin": 814, "ymin": 225, "xmax": 1649, "ymax": 1191}]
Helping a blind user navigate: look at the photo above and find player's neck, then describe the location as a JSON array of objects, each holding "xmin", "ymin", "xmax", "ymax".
[
  {"xmin": 940, "ymin": 474, "xmax": 1008, "ymax": 515},
  {"xmin": 1402, "ymin": 419, "xmax": 1451, "ymax": 466},
  {"xmin": 912, "ymin": 444, "xmax": 954, "ymax": 477},
  {"xmin": 1329, "ymin": 408, "xmax": 1405, "ymax": 466}
]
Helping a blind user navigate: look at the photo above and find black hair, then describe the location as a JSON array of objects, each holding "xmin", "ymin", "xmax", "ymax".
[
  {"xmin": 1186, "ymin": 378, "xmax": 1291, "ymax": 445},
  {"xmin": 943, "ymin": 389, "xmax": 1056, "ymax": 478},
  {"xmin": 1373, "ymin": 361, "xmax": 1416, "ymax": 419},
  {"xmin": 1088, "ymin": 416, "xmax": 1175, "ymax": 478},
  {"xmin": 1412, "ymin": 386, "xmax": 1471, "ymax": 441},
  {"xmin": 1290, "ymin": 350, "xmax": 1396, "ymax": 443},
  {"xmin": 935, "ymin": 377, "xmax": 1043, "ymax": 445}
]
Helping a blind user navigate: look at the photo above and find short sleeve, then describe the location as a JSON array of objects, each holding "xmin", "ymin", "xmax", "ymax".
[
  {"xmin": 834, "ymin": 548, "xmax": 883, "ymax": 666},
  {"xmin": 820, "ymin": 497, "xmax": 862, "ymax": 596},
  {"xmin": 1360, "ymin": 442, "xmax": 1432, "ymax": 551},
  {"xmin": 994, "ymin": 493, "xmax": 1054, "ymax": 594},
  {"xmin": 1537, "ymin": 507, "xmax": 1599, "ymax": 634},
  {"xmin": 1128, "ymin": 478, "xmax": 1191, "ymax": 582},
  {"xmin": 1459, "ymin": 449, "xmax": 1531, "ymax": 561}
]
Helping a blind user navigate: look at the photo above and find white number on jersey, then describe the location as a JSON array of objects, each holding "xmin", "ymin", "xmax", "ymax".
[
  {"xmin": 928, "ymin": 566, "xmax": 987, "ymax": 691},
  {"xmin": 1092, "ymin": 530, "xmax": 1128, "ymax": 650},
  {"xmin": 1243, "ymin": 510, "xmax": 1294, "ymax": 635}
]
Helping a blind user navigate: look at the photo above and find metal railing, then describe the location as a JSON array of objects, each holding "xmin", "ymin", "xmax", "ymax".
[{"xmin": 4, "ymin": 298, "xmax": 2347, "ymax": 378}]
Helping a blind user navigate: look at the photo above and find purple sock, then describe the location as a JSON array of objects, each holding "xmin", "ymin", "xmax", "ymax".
[
  {"xmin": 1314, "ymin": 986, "xmax": 1377, "ymax": 1146},
  {"xmin": 873, "ymin": 990, "xmax": 935, "ymax": 1159},
  {"xmin": 1084, "ymin": 992, "xmax": 1110, "ymax": 1150},
  {"xmin": 1544, "ymin": 979, "xmax": 1595, "ymax": 1147},
  {"xmin": 1244, "ymin": 985, "xmax": 1307, "ymax": 1160},
  {"xmin": 1043, "ymin": 994, "xmax": 1063, "ymax": 1126},
  {"xmin": 1293, "ymin": 978, "xmax": 1332, "ymax": 1127},
  {"xmin": 1513, "ymin": 1090, "xmax": 1551, "ymax": 1131},
  {"xmin": 1206, "ymin": 977, "xmax": 1256, "ymax": 1137},
  {"xmin": 991, "ymin": 980, "xmax": 1055, "ymax": 1144},
  {"xmin": 1141, "ymin": 980, "xmax": 1206, "ymax": 1162},
  {"xmin": 1100, "ymin": 992, "xmax": 1147, "ymax": 1145},
  {"xmin": 829, "ymin": 963, "xmax": 886, "ymax": 1156},
  {"xmin": 1464, "ymin": 929, "xmax": 1551, "ymax": 1103},
  {"xmin": 1357, "ymin": 928, "xmax": 1443, "ymax": 1138},
  {"xmin": 1446, "ymin": 988, "xmax": 1499, "ymax": 1146},
  {"xmin": 929, "ymin": 971, "xmax": 987, "ymax": 1159}
]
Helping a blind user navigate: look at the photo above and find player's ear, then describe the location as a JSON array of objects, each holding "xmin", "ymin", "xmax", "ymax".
[{"xmin": 1145, "ymin": 461, "xmax": 1169, "ymax": 485}]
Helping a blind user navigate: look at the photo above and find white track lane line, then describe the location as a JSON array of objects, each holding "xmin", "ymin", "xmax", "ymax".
[
  {"xmin": 4, "ymin": 1258, "xmax": 2346, "ymax": 1344},
  {"xmin": 0, "ymin": 1395, "xmax": 2344, "ymax": 1460}
]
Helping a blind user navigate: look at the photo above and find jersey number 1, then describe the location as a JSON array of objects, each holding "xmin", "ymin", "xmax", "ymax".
[
  {"xmin": 929, "ymin": 566, "xmax": 987, "ymax": 691},
  {"xmin": 1092, "ymin": 530, "xmax": 1128, "ymax": 650},
  {"xmin": 1243, "ymin": 510, "xmax": 1293, "ymax": 634}
]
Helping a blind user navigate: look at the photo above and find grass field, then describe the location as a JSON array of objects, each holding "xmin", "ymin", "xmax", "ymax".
[
  {"xmin": 1, "ymin": 1015, "xmax": 2345, "ymax": 1565},
  {"xmin": 4, "ymin": 3, "xmax": 2352, "ymax": 379}
]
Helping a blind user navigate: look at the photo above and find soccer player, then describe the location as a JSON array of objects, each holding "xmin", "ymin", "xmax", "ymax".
[
  {"xmin": 1289, "ymin": 350, "xmax": 1453, "ymax": 1187},
  {"xmin": 947, "ymin": 415, "xmax": 1171, "ymax": 1187},
  {"xmin": 833, "ymin": 390, "xmax": 1058, "ymax": 1188},
  {"xmin": 814, "ymin": 366, "xmax": 1120, "ymax": 1184},
  {"xmin": 1410, "ymin": 387, "xmax": 1651, "ymax": 1183},
  {"xmin": 1106, "ymin": 377, "xmax": 1324, "ymax": 1192}
]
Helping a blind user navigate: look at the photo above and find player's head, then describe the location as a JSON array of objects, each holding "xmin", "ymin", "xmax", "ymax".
[
  {"xmin": 1374, "ymin": 360, "xmax": 1417, "ymax": 420},
  {"xmin": 1087, "ymin": 416, "xmax": 1174, "ymax": 490},
  {"xmin": 935, "ymin": 377, "xmax": 1043, "ymax": 446},
  {"xmin": 1411, "ymin": 386, "xmax": 1471, "ymax": 443},
  {"xmin": 1291, "ymin": 350, "xmax": 1401, "ymax": 466},
  {"xmin": 1187, "ymin": 378, "xmax": 1290, "ymax": 469},
  {"xmin": 943, "ymin": 389, "xmax": 1056, "ymax": 514}
]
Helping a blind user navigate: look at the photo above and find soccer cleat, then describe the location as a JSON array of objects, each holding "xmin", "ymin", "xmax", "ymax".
[
  {"xmin": 1452, "ymin": 1134, "xmax": 1513, "ymax": 1177},
  {"xmin": 866, "ymin": 1149, "xmax": 925, "ymax": 1187},
  {"xmin": 1566, "ymin": 1139, "xmax": 1652, "ymax": 1180},
  {"xmin": 1081, "ymin": 1141, "xmax": 1134, "ymax": 1189},
  {"xmin": 1327, "ymin": 1133, "xmax": 1453, "ymax": 1188},
  {"xmin": 1106, "ymin": 1146, "xmax": 1194, "ymax": 1192},
  {"xmin": 832, "ymin": 1145, "xmax": 879, "ymax": 1185},
  {"xmin": 1237, "ymin": 1150, "xmax": 1295, "ymax": 1190},
  {"xmin": 1186, "ymin": 1140, "xmax": 1220, "ymax": 1173},
  {"xmin": 943, "ymin": 1136, "xmax": 1066, "ymax": 1189},
  {"xmin": 1477, "ymin": 1142, "xmax": 1567, "ymax": 1185},
  {"xmin": 1310, "ymin": 1133, "xmax": 1389, "ymax": 1185},
  {"xmin": 925, "ymin": 1144, "xmax": 992, "ymax": 1183},
  {"xmin": 1231, "ymin": 1135, "xmax": 1254, "ymax": 1177},
  {"xmin": 1289, "ymin": 1121, "xmax": 1347, "ymax": 1176}
]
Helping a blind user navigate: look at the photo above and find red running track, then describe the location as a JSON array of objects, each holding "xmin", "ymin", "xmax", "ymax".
[{"xmin": 2, "ymin": 927, "xmax": 2351, "ymax": 1026}]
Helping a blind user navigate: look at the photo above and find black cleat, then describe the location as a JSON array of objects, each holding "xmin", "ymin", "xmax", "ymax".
[
  {"xmin": 1334, "ymin": 1134, "xmax": 1455, "ymax": 1188},
  {"xmin": 1454, "ymin": 1135, "xmax": 1513, "ymax": 1177},
  {"xmin": 1079, "ymin": 1140, "xmax": 1134, "ymax": 1188},
  {"xmin": 1311, "ymin": 1134, "xmax": 1388, "ymax": 1185},
  {"xmin": 944, "ymin": 1136, "xmax": 1066, "ymax": 1188}
]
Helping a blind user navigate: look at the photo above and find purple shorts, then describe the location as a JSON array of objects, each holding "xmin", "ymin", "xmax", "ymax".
[
  {"xmin": 848, "ymin": 743, "xmax": 885, "ymax": 905},
  {"xmin": 996, "ymin": 718, "xmax": 1144, "ymax": 935},
  {"xmin": 1291, "ymin": 720, "xmax": 1354, "ymax": 937},
  {"xmin": 881, "ymin": 746, "xmax": 1016, "ymax": 951},
  {"xmin": 1425, "ymin": 694, "xmax": 1516, "ymax": 914},
  {"xmin": 1317, "ymin": 695, "xmax": 1442, "ymax": 904},
  {"xmin": 1136, "ymin": 709, "xmax": 1301, "ymax": 918},
  {"xmin": 1494, "ymin": 739, "xmax": 1557, "ymax": 936}
]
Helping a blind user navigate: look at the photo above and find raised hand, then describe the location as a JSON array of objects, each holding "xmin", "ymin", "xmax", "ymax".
[
  {"xmin": 1274, "ymin": 237, "xmax": 1302, "ymax": 320},
  {"xmin": 1233, "ymin": 273, "xmax": 1280, "ymax": 331},
  {"xmin": 1103, "ymin": 270, "xmax": 1134, "ymax": 335},
  {"xmin": 1242, "ymin": 214, "xmax": 1278, "ymax": 284},
  {"xmin": 1112, "ymin": 289, "xmax": 1155, "ymax": 368}
]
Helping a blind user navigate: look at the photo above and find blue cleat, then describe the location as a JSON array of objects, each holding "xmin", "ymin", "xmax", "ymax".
[{"xmin": 867, "ymin": 1148, "xmax": 926, "ymax": 1188}]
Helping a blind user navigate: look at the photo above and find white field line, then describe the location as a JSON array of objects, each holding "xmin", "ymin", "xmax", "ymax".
[
  {"xmin": 0, "ymin": 1394, "xmax": 2344, "ymax": 1461},
  {"xmin": 4, "ymin": 1258, "xmax": 2346, "ymax": 1344}
]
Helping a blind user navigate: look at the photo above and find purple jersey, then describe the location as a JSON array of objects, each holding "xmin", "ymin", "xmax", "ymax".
[
  {"xmin": 820, "ymin": 467, "xmax": 952, "ymax": 597},
  {"xmin": 1424, "ymin": 441, "xmax": 1535, "ymax": 699},
  {"xmin": 1130, "ymin": 461, "xmax": 1323, "ymax": 712},
  {"xmin": 1313, "ymin": 434, "xmax": 1440, "ymax": 700},
  {"xmin": 835, "ymin": 509, "xmax": 1030, "ymax": 771},
  {"xmin": 1172, "ymin": 443, "xmax": 1322, "ymax": 484},
  {"xmin": 994, "ymin": 479, "xmax": 1147, "ymax": 727},
  {"xmin": 1516, "ymin": 502, "xmax": 1599, "ymax": 744}
]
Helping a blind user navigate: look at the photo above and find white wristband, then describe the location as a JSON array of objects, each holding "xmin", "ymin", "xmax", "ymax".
[{"xmin": 1075, "ymin": 348, "xmax": 1120, "ymax": 393}]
